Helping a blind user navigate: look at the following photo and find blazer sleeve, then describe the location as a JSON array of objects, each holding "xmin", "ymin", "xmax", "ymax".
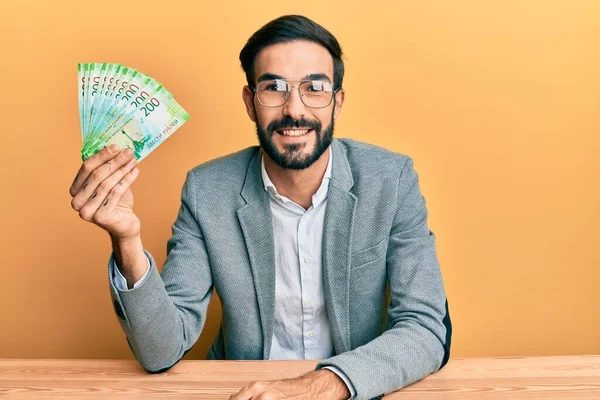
[
  {"xmin": 108, "ymin": 170, "xmax": 214, "ymax": 372},
  {"xmin": 315, "ymin": 157, "xmax": 452, "ymax": 399}
]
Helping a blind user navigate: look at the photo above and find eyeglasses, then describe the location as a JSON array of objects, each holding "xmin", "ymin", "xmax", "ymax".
[{"xmin": 251, "ymin": 79, "xmax": 340, "ymax": 108}]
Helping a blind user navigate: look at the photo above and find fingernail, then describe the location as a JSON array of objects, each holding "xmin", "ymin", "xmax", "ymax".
[
  {"xmin": 110, "ymin": 144, "xmax": 119, "ymax": 152},
  {"xmin": 124, "ymin": 148, "xmax": 133, "ymax": 156}
]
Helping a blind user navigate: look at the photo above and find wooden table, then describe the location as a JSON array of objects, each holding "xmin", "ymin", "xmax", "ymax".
[{"xmin": 0, "ymin": 356, "xmax": 598, "ymax": 399}]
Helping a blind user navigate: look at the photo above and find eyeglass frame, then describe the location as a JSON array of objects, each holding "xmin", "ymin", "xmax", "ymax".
[{"xmin": 250, "ymin": 79, "xmax": 341, "ymax": 109}]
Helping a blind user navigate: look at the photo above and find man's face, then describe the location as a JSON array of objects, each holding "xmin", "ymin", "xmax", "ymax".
[{"xmin": 242, "ymin": 40, "xmax": 344, "ymax": 170}]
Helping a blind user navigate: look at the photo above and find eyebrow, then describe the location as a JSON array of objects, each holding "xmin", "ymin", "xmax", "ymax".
[{"xmin": 257, "ymin": 72, "xmax": 332, "ymax": 84}]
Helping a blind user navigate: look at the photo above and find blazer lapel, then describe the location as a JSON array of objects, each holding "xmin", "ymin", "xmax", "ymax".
[
  {"xmin": 236, "ymin": 149, "xmax": 277, "ymax": 360},
  {"xmin": 322, "ymin": 139, "xmax": 356, "ymax": 354}
]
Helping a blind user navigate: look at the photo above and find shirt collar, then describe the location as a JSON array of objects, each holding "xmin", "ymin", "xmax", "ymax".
[{"xmin": 261, "ymin": 146, "xmax": 333, "ymax": 208}]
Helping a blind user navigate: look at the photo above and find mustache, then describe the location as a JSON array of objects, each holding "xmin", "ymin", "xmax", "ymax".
[{"xmin": 266, "ymin": 116, "xmax": 321, "ymax": 133}]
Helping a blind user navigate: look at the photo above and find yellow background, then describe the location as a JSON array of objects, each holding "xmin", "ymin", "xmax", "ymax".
[{"xmin": 0, "ymin": 0, "xmax": 598, "ymax": 360}]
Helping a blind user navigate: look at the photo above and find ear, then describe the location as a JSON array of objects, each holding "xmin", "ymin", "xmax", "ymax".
[
  {"xmin": 333, "ymin": 88, "xmax": 345, "ymax": 122},
  {"xmin": 242, "ymin": 85, "xmax": 257, "ymax": 122}
]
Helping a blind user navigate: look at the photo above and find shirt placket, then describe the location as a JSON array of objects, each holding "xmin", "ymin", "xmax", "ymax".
[{"xmin": 297, "ymin": 209, "xmax": 316, "ymax": 359}]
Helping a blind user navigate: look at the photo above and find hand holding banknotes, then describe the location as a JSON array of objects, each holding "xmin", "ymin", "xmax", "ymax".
[{"xmin": 70, "ymin": 63, "xmax": 191, "ymax": 287}]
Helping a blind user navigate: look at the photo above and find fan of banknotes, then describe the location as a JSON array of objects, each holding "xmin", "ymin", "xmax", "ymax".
[{"xmin": 78, "ymin": 63, "xmax": 190, "ymax": 162}]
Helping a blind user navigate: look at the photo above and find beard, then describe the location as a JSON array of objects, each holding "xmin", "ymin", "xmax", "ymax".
[{"xmin": 255, "ymin": 113, "xmax": 334, "ymax": 170}]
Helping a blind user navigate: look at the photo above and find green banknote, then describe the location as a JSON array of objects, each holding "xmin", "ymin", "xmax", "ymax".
[
  {"xmin": 77, "ymin": 63, "xmax": 86, "ymax": 141},
  {"xmin": 82, "ymin": 63, "xmax": 103, "ymax": 142},
  {"xmin": 89, "ymin": 63, "xmax": 121, "ymax": 136},
  {"xmin": 78, "ymin": 63, "xmax": 189, "ymax": 162}
]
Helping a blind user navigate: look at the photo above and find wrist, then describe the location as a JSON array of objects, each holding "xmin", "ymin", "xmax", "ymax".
[
  {"xmin": 110, "ymin": 234, "xmax": 146, "ymax": 288},
  {"xmin": 110, "ymin": 234, "xmax": 143, "ymax": 262},
  {"xmin": 307, "ymin": 369, "xmax": 350, "ymax": 400},
  {"xmin": 110, "ymin": 232, "xmax": 141, "ymax": 247}
]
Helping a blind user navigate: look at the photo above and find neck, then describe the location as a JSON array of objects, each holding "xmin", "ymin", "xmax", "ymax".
[{"xmin": 263, "ymin": 148, "xmax": 330, "ymax": 209}]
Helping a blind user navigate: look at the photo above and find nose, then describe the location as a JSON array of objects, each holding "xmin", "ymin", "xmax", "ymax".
[{"xmin": 282, "ymin": 85, "xmax": 306, "ymax": 120}]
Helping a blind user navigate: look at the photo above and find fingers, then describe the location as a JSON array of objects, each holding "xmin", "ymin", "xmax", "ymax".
[
  {"xmin": 71, "ymin": 148, "xmax": 135, "ymax": 212},
  {"xmin": 69, "ymin": 144, "xmax": 121, "ymax": 197},
  {"xmin": 90, "ymin": 167, "xmax": 140, "ymax": 226},
  {"xmin": 229, "ymin": 381, "xmax": 267, "ymax": 400},
  {"xmin": 76, "ymin": 157, "xmax": 137, "ymax": 221}
]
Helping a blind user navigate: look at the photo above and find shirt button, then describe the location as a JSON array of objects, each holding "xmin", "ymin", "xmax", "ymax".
[
  {"xmin": 308, "ymin": 332, "xmax": 315, "ymax": 338},
  {"xmin": 304, "ymin": 257, "xmax": 311, "ymax": 263}
]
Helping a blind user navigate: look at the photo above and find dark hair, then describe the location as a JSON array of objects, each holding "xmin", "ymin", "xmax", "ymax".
[{"xmin": 239, "ymin": 15, "xmax": 344, "ymax": 90}]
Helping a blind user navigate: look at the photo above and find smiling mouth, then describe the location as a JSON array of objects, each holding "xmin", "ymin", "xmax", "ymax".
[{"xmin": 276, "ymin": 129, "xmax": 313, "ymax": 137}]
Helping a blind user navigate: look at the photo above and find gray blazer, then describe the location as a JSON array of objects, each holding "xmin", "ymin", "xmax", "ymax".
[{"xmin": 109, "ymin": 138, "xmax": 452, "ymax": 400}]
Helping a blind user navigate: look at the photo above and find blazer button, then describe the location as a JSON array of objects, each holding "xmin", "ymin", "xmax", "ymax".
[{"xmin": 113, "ymin": 300, "xmax": 126, "ymax": 320}]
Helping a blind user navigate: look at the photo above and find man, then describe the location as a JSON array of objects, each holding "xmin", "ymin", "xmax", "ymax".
[{"xmin": 69, "ymin": 15, "xmax": 452, "ymax": 400}]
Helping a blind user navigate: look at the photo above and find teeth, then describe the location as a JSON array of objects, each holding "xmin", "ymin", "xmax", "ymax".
[{"xmin": 280, "ymin": 129, "xmax": 310, "ymax": 137}]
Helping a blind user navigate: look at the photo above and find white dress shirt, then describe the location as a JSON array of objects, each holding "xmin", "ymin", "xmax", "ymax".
[{"xmin": 112, "ymin": 146, "xmax": 355, "ymax": 398}]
